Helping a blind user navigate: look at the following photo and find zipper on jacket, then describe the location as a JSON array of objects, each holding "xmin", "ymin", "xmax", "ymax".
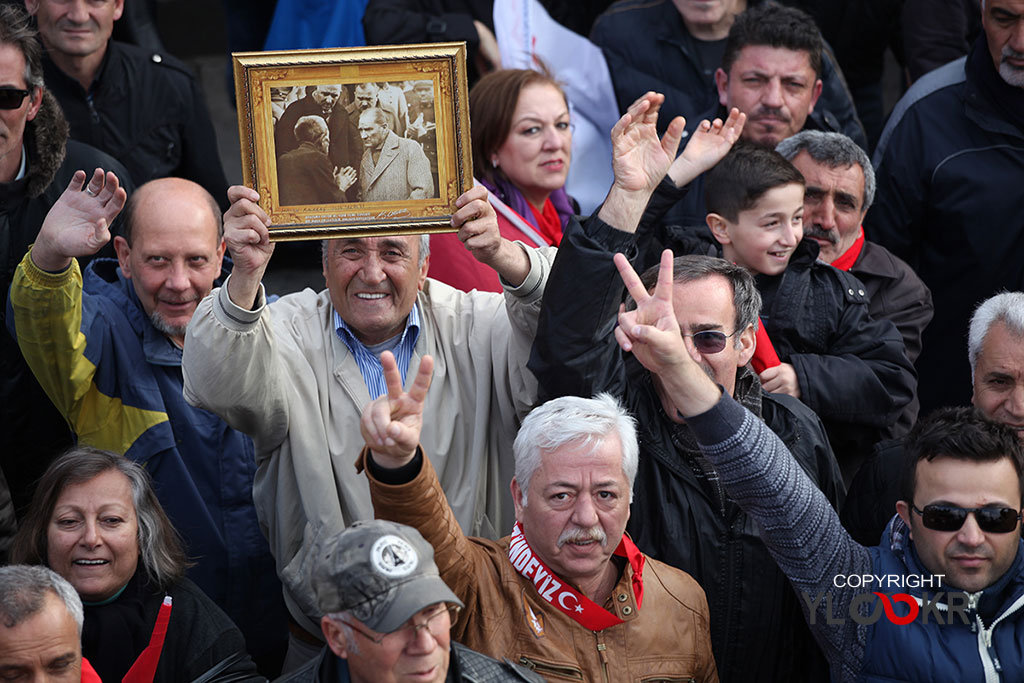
[
  {"xmin": 517, "ymin": 656, "xmax": 584, "ymax": 680},
  {"xmin": 596, "ymin": 638, "xmax": 610, "ymax": 683}
]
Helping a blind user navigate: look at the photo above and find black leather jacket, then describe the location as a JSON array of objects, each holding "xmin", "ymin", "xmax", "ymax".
[{"xmin": 529, "ymin": 216, "xmax": 845, "ymax": 682}]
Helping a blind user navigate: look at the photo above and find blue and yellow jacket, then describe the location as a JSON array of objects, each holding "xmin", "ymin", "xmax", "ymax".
[{"xmin": 8, "ymin": 252, "xmax": 286, "ymax": 653}]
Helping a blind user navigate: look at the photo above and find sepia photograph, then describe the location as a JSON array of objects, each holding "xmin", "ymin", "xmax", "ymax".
[{"xmin": 234, "ymin": 44, "xmax": 470, "ymax": 240}]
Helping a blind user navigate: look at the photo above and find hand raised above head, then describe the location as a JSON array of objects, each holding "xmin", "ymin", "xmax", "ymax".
[
  {"xmin": 223, "ymin": 185, "xmax": 275, "ymax": 309},
  {"xmin": 608, "ymin": 92, "xmax": 686, "ymax": 196},
  {"xmin": 452, "ymin": 184, "xmax": 531, "ymax": 286},
  {"xmin": 31, "ymin": 168, "xmax": 127, "ymax": 272},
  {"xmin": 613, "ymin": 249, "xmax": 688, "ymax": 372},
  {"xmin": 669, "ymin": 108, "xmax": 746, "ymax": 188},
  {"xmin": 361, "ymin": 351, "xmax": 434, "ymax": 468}
]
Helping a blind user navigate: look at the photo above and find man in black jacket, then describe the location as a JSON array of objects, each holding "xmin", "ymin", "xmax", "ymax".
[
  {"xmin": 528, "ymin": 110, "xmax": 844, "ymax": 682},
  {"xmin": 25, "ymin": 0, "xmax": 229, "ymax": 210},
  {"xmin": 0, "ymin": 4, "xmax": 131, "ymax": 525},
  {"xmin": 867, "ymin": 0, "xmax": 1024, "ymax": 414}
]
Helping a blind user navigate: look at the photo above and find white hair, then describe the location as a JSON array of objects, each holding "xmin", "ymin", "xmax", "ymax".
[
  {"xmin": 969, "ymin": 292, "xmax": 1024, "ymax": 379},
  {"xmin": 513, "ymin": 393, "xmax": 639, "ymax": 505}
]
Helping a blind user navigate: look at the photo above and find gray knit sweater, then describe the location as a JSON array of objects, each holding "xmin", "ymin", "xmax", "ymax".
[{"xmin": 687, "ymin": 392, "xmax": 873, "ymax": 681}]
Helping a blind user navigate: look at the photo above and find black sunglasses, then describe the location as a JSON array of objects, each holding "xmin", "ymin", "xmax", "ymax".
[
  {"xmin": 684, "ymin": 329, "xmax": 739, "ymax": 354},
  {"xmin": 0, "ymin": 87, "xmax": 31, "ymax": 110},
  {"xmin": 911, "ymin": 504, "xmax": 1022, "ymax": 533}
]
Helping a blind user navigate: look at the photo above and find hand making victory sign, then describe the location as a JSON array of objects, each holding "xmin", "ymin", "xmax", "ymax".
[
  {"xmin": 360, "ymin": 351, "xmax": 434, "ymax": 468},
  {"xmin": 613, "ymin": 248, "xmax": 723, "ymax": 418}
]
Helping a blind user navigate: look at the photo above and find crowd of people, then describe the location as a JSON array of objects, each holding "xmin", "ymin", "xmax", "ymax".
[{"xmin": 2, "ymin": 0, "xmax": 1024, "ymax": 682}]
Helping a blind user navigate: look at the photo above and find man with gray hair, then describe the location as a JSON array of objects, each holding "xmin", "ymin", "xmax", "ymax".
[
  {"xmin": 0, "ymin": 565, "xmax": 86, "ymax": 682},
  {"xmin": 776, "ymin": 130, "xmax": 933, "ymax": 366},
  {"xmin": 276, "ymin": 520, "xmax": 543, "ymax": 682},
  {"xmin": 357, "ymin": 355, "xmax": 717, "ymax": 681},
  {"xmin": 970, "ymin": 292, "xmax": 1024, "ymax": 434},
  {"xmin": 843, "ymin": 290, "xmax": 1024, "ymax": 545},
  {"xmin": 867, "ymin": 0, "xmax": 1024, "ymax": 414}
]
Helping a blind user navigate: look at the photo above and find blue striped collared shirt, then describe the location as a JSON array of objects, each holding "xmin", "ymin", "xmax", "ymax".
[{"xmin": 333, "ymin": 304, "xmax": 421, "ymax": 399}]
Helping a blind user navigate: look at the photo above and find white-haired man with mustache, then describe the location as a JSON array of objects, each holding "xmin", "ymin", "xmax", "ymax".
[
  {"xmin": 868, "ymin": 0, "xmax": 1024, "ymax": 416},
  {"xmin": 356, "ymin": 353, "xmax": 717, "ymax": 682}
]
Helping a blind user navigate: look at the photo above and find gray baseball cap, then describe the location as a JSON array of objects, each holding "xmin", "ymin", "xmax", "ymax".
[{"xmin": 311, "ymin": 520, "xmax": 463, "ymax": 634}]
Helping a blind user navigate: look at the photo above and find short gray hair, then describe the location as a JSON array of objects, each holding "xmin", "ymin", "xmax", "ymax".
[
  {"xmin": 969, "ymin": 292, "xmax": 1024, "ymax": 378},
  {"xmin": 321, "ymin": 235, "xmax": 431, "ymax": 267},
  {"xmin": 513, "ymin": 393, "xmax": 638, "ymax": 505},
  {"xmin": 0, "ymin": 565, "xmax": 84, "ymax": 635},
  {"xmin": 634, "ymin": 255, "xmax": 762, "ymax": 340},
  {"xmin": 775, "ymin": 130, "xmax": 876, "ymax": 211},
  {"xmin": 324, "ymin": 609, "xmax": 360, "ymax": 654}
]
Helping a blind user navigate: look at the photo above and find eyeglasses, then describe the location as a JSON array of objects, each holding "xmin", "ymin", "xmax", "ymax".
[
  {"xmin": 0, "ymin": 87, "xmax": 31, "ymax": 110},
  {"xmin": 911, "ymin": 504, "xmax": 1022, "ymax": 533},
  {"xmin": 683, "ymin": 329, "xmax": 739, "ymax": 354},
  {"xmin": 340, "ymin": 603, "xmax": 460, "ymax": 645}
]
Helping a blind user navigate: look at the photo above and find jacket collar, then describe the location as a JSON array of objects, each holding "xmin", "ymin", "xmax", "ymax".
[
  {"xmin": 84, "ymin": 257, "xmax": 230, "ymax": 367},
  {"xmin": 964, "ymin": 34, "xmax": 1024, "ymax": 138}
]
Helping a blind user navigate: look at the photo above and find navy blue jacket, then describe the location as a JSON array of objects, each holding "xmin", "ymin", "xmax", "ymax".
[{"xmin": 8, "ymin": 256, "xmax": 286, "ymax": 654}]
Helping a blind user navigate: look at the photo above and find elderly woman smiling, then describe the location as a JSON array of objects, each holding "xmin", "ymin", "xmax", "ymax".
[
  {"xmin": 429, "ymin": 67, "xmax": 576, "ymax": 292},
  {"xmin": 12, "ymin": 447, "xmax": 263, "ymax": 683}
]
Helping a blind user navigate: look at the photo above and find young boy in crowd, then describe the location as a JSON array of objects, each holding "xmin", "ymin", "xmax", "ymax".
[{"xmin": 661, "ymin": 143, "xmax": 916, "ymax": 480}]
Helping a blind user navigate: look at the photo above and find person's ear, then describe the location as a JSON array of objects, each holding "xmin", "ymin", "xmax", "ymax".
[
  {"xmin": 808, "ymin": 79, "xmax": 823, "ymax": 113},
  {"xmin": 706, "ymin": 213, "xmax": 731, "ymax": 245},
  {"xmin": 714, "ymin": 68, "xmax": 730, "ymax": 108},
  {"xmin": 113, "ymin": 235, "xmax": 132, "ymax": 279},
  {"xmin": 737, "ymin": 324, "xmax": 757, "ymax": 366},
  {"xmin": 511, "ymin": 478, "xmax": 525, "ymax": 521},
  {"xmin": 896, "ymin": 500, "xmax": 913, "ymax": 539},
  {"xmin": 25, "ymin": 86, "xmax": 42, "ymax": 122},
  {"xmin": 321, "ymin": 616, "xmax": 351, "ymax": 660}
]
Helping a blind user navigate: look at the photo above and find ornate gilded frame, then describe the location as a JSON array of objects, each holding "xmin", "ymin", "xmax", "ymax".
[{"xmin": 233, "ymin": 43, "xmax": 471, "ymax": 241}]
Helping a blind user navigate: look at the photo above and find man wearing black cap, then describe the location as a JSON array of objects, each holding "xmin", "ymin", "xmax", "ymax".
[{"xmin": 276, "ymin": 520, "xmax": 542, "ymax": 683}]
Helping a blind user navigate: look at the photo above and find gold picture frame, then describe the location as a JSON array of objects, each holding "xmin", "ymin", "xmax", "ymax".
[{"xmin": 233, "ymin": 43, "xmax": 472, "ymax": 241}]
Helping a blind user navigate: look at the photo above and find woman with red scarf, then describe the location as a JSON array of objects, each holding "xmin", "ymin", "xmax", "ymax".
[{"xmin": 429, "ymin": 68, "xmax": 576, "ymax": 292}]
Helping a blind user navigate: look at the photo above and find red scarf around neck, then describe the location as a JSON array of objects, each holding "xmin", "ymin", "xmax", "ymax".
[
  {"xmin": 527, "ymin": 199, "xmax": 563, "ymax": 246},
  {"xmin": 507, "ymin": 522, "xmax": 644, "ymax": 631},
  {"xmin": 830, "ymin": 228, "xmax": 865, "ymax": 271}
]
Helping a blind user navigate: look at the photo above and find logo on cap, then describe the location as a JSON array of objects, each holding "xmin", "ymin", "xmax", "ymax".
[{"xmin": 371, "ymin": 535, "xmax": 419, "ymax": 577}]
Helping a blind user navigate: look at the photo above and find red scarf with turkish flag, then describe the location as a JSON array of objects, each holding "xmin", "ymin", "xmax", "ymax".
[{"xmin": 507, "ymin": 522, "xmax": 644, "ymax": 631}]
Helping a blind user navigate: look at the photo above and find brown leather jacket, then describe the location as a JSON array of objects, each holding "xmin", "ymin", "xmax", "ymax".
[{"xmin": 359, "ymin": 450, "xmax": 718, "ymax": 683}]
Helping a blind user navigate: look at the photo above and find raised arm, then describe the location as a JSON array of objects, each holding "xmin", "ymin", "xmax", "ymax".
[
  {"xmin": 529, "ymin": 93, "xmax": 684, "ymax": 401},
  {"xmin": 450, "ymin": 185, "xmax": 532, "ymax": 287},
  {"xmin": 29, "ymin": 168, "xmax": 127, "ymax": 272},
  {"xmin": 614, "ymin": 249, "xmax": 873, "ymax": 680},
  {"xmin": 223, "ymin": 185, "xmax": 276, "ymax": 311}
]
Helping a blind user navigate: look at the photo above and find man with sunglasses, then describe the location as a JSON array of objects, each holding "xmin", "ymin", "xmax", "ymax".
[
  {"xmin": 0, "ymin": 4, "xmax": 131, "ymax": 532},
  {"xmin": 277, "ymin": 520, "xmax": 543, "ymax": 683},
  {"xmin": 616, "ymin": 249, "xmax": 1024, "ymax": 680},
  {"xmin": 529, "ymin": 111, "xmax": 844, "ymax": 682}
]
